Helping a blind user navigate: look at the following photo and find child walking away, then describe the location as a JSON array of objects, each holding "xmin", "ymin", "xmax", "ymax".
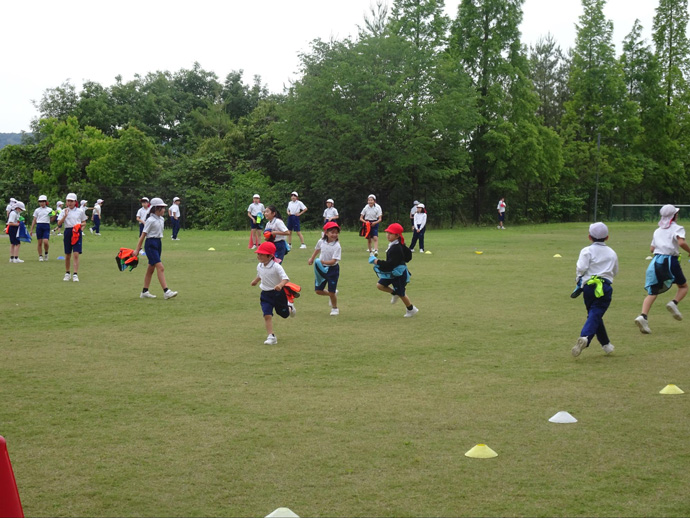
[
  {"xmin": 7, "ymin": 201, "xmax": 26, "ymax": 263},
  {"xmin": 133, "ymin": 198, "xmax": 178, "ymax": 300},
  {"xmin": 30, "ymin": 195, "xmax": 54, "ymax": 261},
  {"xmin": 56, "ymin": 193, "xmax": 87, "ymax": 281},
  {"xmin": 408, "ymin": 203, "xmax": 427, "ymax": 253},
  {"xmin": 370, "ymin": 223, "xmax": 418, "ymax": 317},
  {"xmin": 263, "ymin": 205, "xmax": 290, "ymax": 263},
  {"xmin": 251, "ymin": 241, "xmax": 297, "ymax": 345},
  {"xmin": 571, "ymin": 222, "xmax": 618, "ymax": 357},
  {"xmin": 634, "ymin": 204, "xmax": 690, "ymax": 334},
  {"xmin": 308, "ymin": 221, "xmax": 342, "ymax": 315}
]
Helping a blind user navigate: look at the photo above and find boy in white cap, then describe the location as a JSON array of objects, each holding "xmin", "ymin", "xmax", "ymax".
[
  {"xmin": 90, "ymin": 199, "xmax": 103, "ymax": 235},
  {"xmin": 136, "ymin": 197, "xmax": 150, "ymax": 236},
  {"xmin": 30, "ymin": 195, "xmax": 54, "ymax": 261},
  {"xmin": 286, "ymin": 191, "xmax": 308, "ymax": 249},
  {"xmin": 169, "ymin": 197, "xmax": 181, "ymax": 240},
  {"xmin": 7, "ymin": 201, "xmax": 26, "ymax": 263},
  {"xmin": 634, "ymin": 204, "xmax": 690, "ymax": 334},
  {"xmin": 571, "ymin": 222, "xmax": 618, "ymax": 357},
  {"xmin": 247, "ymin": 194, "xmax": 265, "ymax": 249},
  {"xmin": 57, "ymin": 193, "xmax": 88, "ymax": 282}
]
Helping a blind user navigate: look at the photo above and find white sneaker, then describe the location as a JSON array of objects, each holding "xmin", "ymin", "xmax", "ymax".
[
  {"xmin": 39, "ymin": 255, "xmax": 44, "ymax": 262},
  {"xmin": 164, "ymin": 290, "xmax": 178, "ymax": 299},
  {"xmin": 300, "ymin": 244, "xmax": 307, "ymax": 249},
  {"xmin": 9, "ymin": 258, "xmax": 14, "ymax": 263},
  {"xmin": 63, "ymin": 273, "xmax": 71, "ymax": 282},
  {"xmin": 666, "ymin": 301, "xmax": 683, "ymax": 321},
  {"xmin": 366, "ymin": 249, "xmax": 371, "ymax": 253},
  {"xmin": 140, "ymin": 291, "xmax": 156, "ymax": 299},
  {"xmin": 497, "ymin": 226, "xmax": 501, "ymax": 229},
  {"xmin": 404, "ymin": 306, "xmax": 419, "ymax": 318},
  {"xmin": 95, "ymin": 233, "xmax": 101, "ymax": 236},
  {"xmin": 635, "ymin": 315, "xmax": 652, "ymax": 334},
  {"xmin": 44, "ymin": 254, "xmax": 48, "ymax": 261},
  {"xmin": 289, "ymin": 303, "xmax": 296, "ymax": 317},
  {"xmin": 391, "ymin": 295, "xmax": 399, "ymax": 304},
  {"xmin": 14, "ymin": 258, "xmax": 24, "ymax": 263},
  {"xmin": 571, "ymin": 337, "xmax": 588, "ymax": 357},
  {"xmin": 72, "ymin": 273, "xmax": 79, "ymax": 282},
  {"xmin": 330, "ymin": 308, "xmax": 339, "ymax": 316},
  {"xmin": 89, "ymin": 227, "xmax": 94, "ymax": 234},
  {"xmin": 251, "ymin": 245, "xmax": 257, "ymax": 249},
  {"xmin": 602, "ymin": 343, "xmax": 615, "ymax": 354},
  {"xmin": 264, "ymin": 334, "xmax": 277, "ymax": 345},
  {"xmin": 419, "ymin": 249, "xmax": 424, "ymax": 253}
]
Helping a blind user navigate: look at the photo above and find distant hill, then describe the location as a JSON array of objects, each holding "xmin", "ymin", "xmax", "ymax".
[{"xmin": 0, "ymin": 133, "xmax": 26, "ymax": 149}]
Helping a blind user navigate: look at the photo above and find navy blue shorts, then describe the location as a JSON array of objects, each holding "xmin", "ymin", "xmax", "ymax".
[
  {"xmin": 139, "ymin": 223, "xmax": 144, "ymax": 236},
  {"xmin": 316, "ymin": 263, "xmax": 340, "ymax": 293},
  {"xmin": 367, "ymin": 221, "xmax": 379, "ymax": 237},
  {"xmin": 274, "ymin": 240, "xmax": 287, "ymax": 262},
  {"xmin": 36, "ymin": 223, "xmax": 50, "ymax": 240},
  {"xmin": 145, "ymin": 238, "xmax": 162, "ymax": 265},
  {"xmin": 498, "ymin": 213, "xmax": 505, "ymax": 222},
  {"xmin": 64, "ymin": 228, "xmax": 83, "ymax": 254},
  {"xmin": 670, "ymin": 255, "xmax": 687, "ymax": 286},
  {"xmin": 250, "ymin": 220, "xmax": 262, "ymax": 230},
  {"xmin": 378, "ymin": 275, "xmax": 407, "ymax": 297},
  {"xmin": 260, "ymin": 289, "xmax": 290, "ymax": 318},
  {"xmin": 8, "ymin": 226, "xmax": 20, "ymax": 245},
  {"xmin": 287, "ymin": 214, "xmax": 301, "ymax": 232}
]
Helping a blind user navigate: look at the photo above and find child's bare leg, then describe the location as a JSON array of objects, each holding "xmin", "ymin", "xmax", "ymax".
[
  {"xmin": 144, "ymin": 265, "xmax": 155, "ymax": 289},
  {"xmin": 155, "ymin": 263, "xmax": 168, "ymax": 289},
  {"xmin": 72, "ymin": 252, "xmax": 80, "ymax": 273},
  {"xmin": 377, "ymin": 283, "xmax": 393, "ymax": 294},
  {"xmin": 297, "ymin": 231, "xmax": 305, "ymax": 245},
  {"xmin": 367, "ymin": 237, "xmax": 373, "ymax": 251},
  {"xmin": 37, "ymin": 240, "xmax": 42, "ymax": 255},
  {"xmin": 400, "ymin": 295, "xmax": 412, "ymax": 307},
  {"xmin": 264, "ymin": 314, "xmax": 274, "ymax": 335},
  {"xmin": 641, "ymin": 294, "xmax": 657, "ymax": 314},
  {"xmin": 328, "ymin": 291, "xmax": 338, "ymax": 308},
  {"xmin": 43, "ymin": 240, "xmax": 49, "ymax": 254},
  {"xmin": 64, "ymin": 253, "xmax": 71, "ymax": 271},
  {"xmin": 675, "ymin": 283, "xmax": 689, "ymax": 303},
  {"xmin": 372, "ymin": 236, "xmax": 379, "ymax": 250}
]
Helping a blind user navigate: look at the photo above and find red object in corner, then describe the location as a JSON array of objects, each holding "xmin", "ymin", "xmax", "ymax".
[{"xmin": 0, "ymin": 436, "xmax": 23, "ymax": 518}]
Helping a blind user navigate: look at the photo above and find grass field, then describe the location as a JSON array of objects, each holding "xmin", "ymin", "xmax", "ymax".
[{"xmin": 1, "ymin": 223, "xmax": 689, "ymax": 517}]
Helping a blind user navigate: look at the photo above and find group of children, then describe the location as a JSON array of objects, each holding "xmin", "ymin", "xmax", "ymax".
[
  {"xmin": 136, "ymin": 196, "xmax": 182, "ymax": 240},
  {"xmin": 572, "ymin": 204, "xmax": 690, "ymax": 358}
]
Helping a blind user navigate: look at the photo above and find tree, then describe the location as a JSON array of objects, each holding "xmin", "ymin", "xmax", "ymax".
[{"xmin": 529, "ymin": 34, "xmax": 570, "ymax": 129}]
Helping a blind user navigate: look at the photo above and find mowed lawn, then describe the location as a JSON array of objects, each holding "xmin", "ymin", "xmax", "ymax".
[{"xmin": 1, "ymin": 223, "xmax": 689, "ymax": 517}]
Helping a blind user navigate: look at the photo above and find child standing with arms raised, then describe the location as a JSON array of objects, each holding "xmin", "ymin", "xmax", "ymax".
[
  {"xmin": 308, "ymin": 221, "xmax": 342, "ymax": 316},
  {"xmin": 251, "ymin": 241, "xmax": 296, "ymax": 345},
  {"xmin": 571, "ymin": 222, "xmax": 618, "ymax": 357}
]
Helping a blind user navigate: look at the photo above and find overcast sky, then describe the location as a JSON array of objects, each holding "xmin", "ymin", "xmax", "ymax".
[{"xmin": 1, "ymin": 0, "xmax": 658, "ymax": 133}]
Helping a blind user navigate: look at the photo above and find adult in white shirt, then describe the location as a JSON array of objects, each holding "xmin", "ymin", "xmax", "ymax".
[
  {"xmin": 169, "ymin": 197, "xmax": 181, "ymax": 240},
  {"xmin": 30, "ymin": 195, "xmax": 54, "ymax": 261},
  {"xmin": 359, "ymin": 194, "xmax": 383, "ymax": 254},
  {"xmin": 408, "ymin": 203, "xmax": 427, "ymax": 253},
  {"xmin": 57, "ymin": 192, "xmax": 88, "ymax": 282},
  {"xmin": 286, "ymin": 191, "xmax": 308, "ymax": 249},
  {"xmin": 247, "ymin": 194, "xmax": 265, "ymax": 249},
  {"xmin": 136, "ymin": 197, "xmax": 150, "ymax": 236}
]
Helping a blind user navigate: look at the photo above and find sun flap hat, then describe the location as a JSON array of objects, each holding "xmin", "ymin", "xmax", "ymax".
[
  {"xmin": 256, "ymin": 241, "xmax": 277, "ymax": 256},
  {"xmin": 589, "ymin": 222, "xmax": 608, "ymax": 239},
  {"xmin": 38, "ymin": 195, "xmax": 48, "ymax": 202},
  {"xmin": 66, "ymin": 193, "xmax": 78, "ymax": 201},
  {"xmin": 417, "ymin": 203, "xmax": 425, "ymax": 208},
  {"xmin": 326, "ymin": 198, "xmax": 334, "ymax": 203},
  {"xmin": 14, "ymin": 201, "xmax": 25, "ymax": 211},
  {"xmin": 323, "ymin": 221, "xmax": 340, "ymax": 231},
  {"xmin": 97, "ymin": 199, "xmax": 103, "ymax": 204},
  {"xmin": 659, "ymin": 204, "xmax": 680, "ymax": 229},
  {"xmin": 368, "ymin": 194, "xmax": 376, "ymax": 200},
  {"xmin": 291, "ymin": 191, "xmax": 299, "ymax": 196},
  {"xmin": 173, "ymin": 197, "xmax": 180, "ymax": 202},
  {"xmin": 140, "ymin": 197, "xmax": 149, "ymax": 202},
  {"xmin": 253, "ymin": 194, "xmax": 261, "ymax": 199},
  {"xmin": 149, "ymin": 197, "xmax": 168, "ymax": 207}
]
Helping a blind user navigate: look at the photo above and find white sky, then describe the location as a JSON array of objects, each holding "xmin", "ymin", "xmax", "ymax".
[{"xmin": 1, "ymin": 0, "xmax": 658, "ymax": 133}]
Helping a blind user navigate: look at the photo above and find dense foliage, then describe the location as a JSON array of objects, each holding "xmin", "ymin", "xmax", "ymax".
[{"xmin": 1, "ymin": 0, "xmax": 689, "ymax": 228}]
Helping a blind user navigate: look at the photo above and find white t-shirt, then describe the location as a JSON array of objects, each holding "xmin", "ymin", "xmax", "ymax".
[
  {"xmin": 413, "ymin": 212, "xmax": 427, "ymax": 230},
  {"xmin": 315, "ymin": 239, "xmax": 342, "ymax": 264},
  {"xmin": 576, "ymin": 242, "xmax": 619, "ymax": 283},
  {"xmin": 247, "ymin": 202, "xmax": 265, "ymax": 217},
  {"xmin": 136, "ymin": 207, "xmax": 148, "ymax": 224},
  {"xmin": 33, "ymin": 206, "xmax": 53, "ymax": 224},
  {"xmin": 323, "ymin": 207, "xmax": 339, "ymax": 220},
  {"xmin": 652, "ymin": 222, "xmax": 686, "ymax": 256},
  {"xmin": 143, "ymin": 214, "xmax": 165, "ymax": 238},
  {"xmin": 287, "ymin": 200, "xmax": 307, "ymax": 215},
  {"xmin": 8, "ymin": 210, "xmax": 19, "ymax": 225},
  {"xmin": 361, "ymin": 203, "xmax": 382, "ymax": 221},
  {"xmin": 169, "ymin": 204, "xmax": 180, "ymax": 219},
  {"xmin": 257, "ymin": 260, "xmax": 289, "ymax": 291},
  {"xmin": 93, "ymin": 204, "xmax": 102, "ymax": 217},
  {"xmin": 264, "ymin": 217, "xmax": 288, "ymax": 242},
  {"xmin": 60, "ymin": 207, "xmax": 87, "ymax": 228},
  {"xmin": 410, "ymin": 205, "xmax": 417, "ymax": 217},
  {"xmin": 497, "ymin": 200, "xmax": 506, "ymax": 213}
]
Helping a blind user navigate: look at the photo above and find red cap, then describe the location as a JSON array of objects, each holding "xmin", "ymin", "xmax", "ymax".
[
  {"xmin": 323, "ymin": 221, "xmax": 340, "ymax": 231},
  {"xmin": 255, "ymin": 242, "xmax": 277, "ymax": 256},
  {"xmin": 385, "ymin": 223, "xmax": 404, "ymax": 235}
]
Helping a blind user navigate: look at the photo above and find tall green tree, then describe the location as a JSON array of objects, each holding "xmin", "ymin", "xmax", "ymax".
[{"xmin": 529, "ymin": 34, "xmax": 570, "ymax": 130}]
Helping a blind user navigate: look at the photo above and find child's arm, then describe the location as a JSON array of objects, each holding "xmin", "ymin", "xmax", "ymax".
[
  {"xmin": 575, "ymin": 248, "xmax": 590, "ymax": 281},
  {"xmin": 678, "ymin": 237, "xmax": 690, "ymax": 255},
  {"xmin": 321, "ymin": 258, "xmax": 337, "ymax": 266},
  {"xmin": 307, "ymin": 249, "xmax": 319, "ymax": 265},
  {"xmin": 30, "ymin": 216, "xmax": 37, "ymax": 233},
  {"xmin": 133, "ymin": 232, "xmax": 147, "ymax": 256},
  {"xmin": 251, "ymin": 275, "xmax": 261, "ymax": 286},
  {"xmin": 275, "ymin": 278, "xmax": 288, "ymax": 291}
]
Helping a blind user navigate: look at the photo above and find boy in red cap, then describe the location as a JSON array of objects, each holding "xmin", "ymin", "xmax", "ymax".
[
  {"xmin": 370, "ymin": 222, "xmax": 418, "ymax": 317},
  {"xmin": 251, "ymin": 241, "xmax": 296, "ymax": 344}
]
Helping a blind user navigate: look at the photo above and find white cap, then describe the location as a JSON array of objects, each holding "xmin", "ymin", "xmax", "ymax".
[
  {"xmin": 291, "ymin": 191, "xmax": 298, "ymax": 196},
  {"xmin": 141, "ymin": 197, "xmax": 149, "ymax": 202},
  {"xmin": 96, "ymin": 199, "xmax": 103, "ymax": 204},
  {"xmin": 56, "ymin": 201, "xmax": 64, "ymax": 206},
  {"xmin": 589, "ymin": 222, "xmax": 609, "ymax": 239},
  {"xmin": 38, "ymin": 195, "xmax": 48, "ymax": 202},
  {"xmin": 9, "ymin": 197, "xmax": 16, "ymax": 203},
  {"xmin": 368, "ymin": 194, "xmax": 376, "ymax": 200},
  {"xmin": 413, "ymin": 200, "xmax": 419, "ymax": 205},
  {"xmin": 173, "ymin": 196, "xmax": 180, "ymax": 202},
  {"xmin": 253, "ymin": 194, "xmax": 261, "ymax": 199},
  {"xmin": 66, "ymin": 193, "xmax": 78, "ymax": 201},
  {"xmin": 80, "ymin": 200, "xmax": 87, "ymax": 205},
  {"xmin": 326, "ymin": 198, "xmax": 334, "ymax": 203},
  {"xmin": 149, "ymin": 197, "xmax": 168, "ymax": 207},
  {"xmin": 14, "ymin": 201, "xmax": 25, "ymax": 211},
  {"xmin": 417, "ymin": 203, "xmax": 425, "ymax": 209},
  {"xmin": 659, "ymin": 204, "xmax": 680, "ymax": 229}
]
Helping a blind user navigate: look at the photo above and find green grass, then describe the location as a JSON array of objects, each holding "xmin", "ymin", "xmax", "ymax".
[{"xmin": 1, "ymin": 223, "xmax": 690, "ymax": 517}]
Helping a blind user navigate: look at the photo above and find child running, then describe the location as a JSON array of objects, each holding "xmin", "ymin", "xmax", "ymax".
[
  {"xmin": 634, "ymin": 204, "xmax": 690, "ymax": 333},
  {"xmin": 408, "ymin": 203, "xmax": 427, "ymax": 253},
  {"xmin": 7, "ymin": 201, "xmax": 26, "ymax": 263},
  {"xmin": 571, "ymin": 222, "xmax": 618, "ymax": 357},
  {"xmin": 263, "ymin": 205, "xmax": 290, "ymax": 263},
  {"xmin": 133, "ymin": 198, "xmax": 178, "ymax": 300},
  {"xmin": 308, "ymin": 221, "xmax": 342, "ymax": 315},
  {"xmin": 30, "ymin": 195, "xmax": 53, "ymax": 261},
  {"xmin": 56, "ymin": 193, "xmax": 87, "ymax": 281},
  {"xmin": 370, "ymin": 222, "xmax": 419, "ymax": 317},
  {"xmin": 251, "ymin": 241, "xmax": 296, "ymax": 345}
]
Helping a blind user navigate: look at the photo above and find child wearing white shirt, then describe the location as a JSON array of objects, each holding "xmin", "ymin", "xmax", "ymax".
[
  {"xmin": 408, "ymin": 204, "xmax": 427, "ymax": 253},
  {"xmin": 286, "ymin": 191, "xmax": 308, "ymax": 249},
  {"xmin": 57, "ymin": 193, "xmax": 88, "ymax": 281},
  {"xmin": 308, "ymin": 222, "xmax": 342, "ymax": 315}
]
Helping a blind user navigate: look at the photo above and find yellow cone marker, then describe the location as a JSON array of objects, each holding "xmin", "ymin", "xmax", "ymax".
[
  {"xmin": 465, "ymin": 444, "xmax": 498, "ymax": 458},
  {"xmin": 553, "ymin": 254, "xmax": 562, "ymax": 258},
  {"xmin": 660, "ymin": 384, "xmax": 684, "ymax": 394},
  {"xmin": 425, "ymin": 251, "xmax": 432, "ymax": 254},
  {"xmin": 475, "ymin": 251, "xmax": 483, "ymax": 255},
  {"xmin": 208, "ymin": 247, "xmax": 216, "ymax": 251}
]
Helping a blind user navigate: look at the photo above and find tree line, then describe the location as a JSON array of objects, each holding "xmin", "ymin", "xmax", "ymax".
[{"xmin": 1, "ymin": 0, "xmax": 688, "ymax": 229}]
